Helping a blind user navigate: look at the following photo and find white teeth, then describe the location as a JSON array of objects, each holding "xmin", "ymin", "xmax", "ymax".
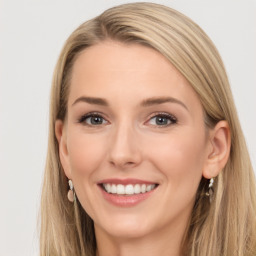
[
  {"xmin": 125, "ymin": 184, "xmax": 134, "ymax": 195},
  {"xmin": 146, "ymin": 184, "xmax": 156, "ymax": 192},
  {"xmin": 134, "ymin": 184, "xmax": 141, "ymax": 194},
  {"xmin": 103, "ymin": 183, "xmax": 157, "ymax": 195},
  {"xmin": 106, "ymin": 183, "xmax": 111, "ymax": 192},
  {"xmin": 111, "ymin": 184, "xmax": 117, "ymax": 194},
  {"xmin": 116, "ymin": 184, "xmax": 125, "ymax": 194},
  {"xmin": 146, "ymin": 184, "xmax": 151, "ymax": 192}
]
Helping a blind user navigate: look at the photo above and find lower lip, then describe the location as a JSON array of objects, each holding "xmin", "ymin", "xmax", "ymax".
[{"xmin": 99, "ymin": 186, "xmax": 157, "ymax": 207}]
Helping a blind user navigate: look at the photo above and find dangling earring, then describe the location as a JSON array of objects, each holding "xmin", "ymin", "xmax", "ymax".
[
  {"xmin": 67, "ymin": 179, "xmax": 76, "ymax": 202},
  {"xmin": 206, "ymin": 177, "xmax": 214, "ymax": 202}
]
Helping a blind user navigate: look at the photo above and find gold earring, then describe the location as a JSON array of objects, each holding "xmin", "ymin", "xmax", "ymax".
[{"xmin": 67, "ymin": 179, "xmax": 76, "ymax": 202}]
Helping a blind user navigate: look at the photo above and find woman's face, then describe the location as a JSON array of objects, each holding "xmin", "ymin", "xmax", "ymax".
[{"xmin": 58, "ymin": 41, "xmax": 213, "ymax": 240}]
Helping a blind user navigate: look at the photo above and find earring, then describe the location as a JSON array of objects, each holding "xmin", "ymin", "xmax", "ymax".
[
  {"xmin": 67, "ymin": 179, "xmax": 76, "ymax": 202},
  {"xmin": 205, "ymin": 177, "xmax": 214, "ymax": 202}
]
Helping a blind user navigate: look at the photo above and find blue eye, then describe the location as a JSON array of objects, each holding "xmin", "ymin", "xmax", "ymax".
[
  {"xmin": 148, "ymin": 114, "xmax": 177, "ymax": 126},
  {"xmin": 78, "ymin": 113, "xmax": 107, "ymax": 126}
]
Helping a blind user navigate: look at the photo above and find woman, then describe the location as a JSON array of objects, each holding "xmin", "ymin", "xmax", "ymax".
[{"xmin": 40, "ymin": 2, "xmax": 256, "ymax": 256}]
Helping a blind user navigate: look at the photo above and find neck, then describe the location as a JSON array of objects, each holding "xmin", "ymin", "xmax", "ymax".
[{"xmin": 95, "ymin": 216, "xmax": 188, "ymax": 256}]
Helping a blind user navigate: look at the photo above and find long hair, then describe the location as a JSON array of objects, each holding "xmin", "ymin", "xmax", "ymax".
[{"xmin": 40, "ymin": 2, "xmax": 256, "ymax": 255}]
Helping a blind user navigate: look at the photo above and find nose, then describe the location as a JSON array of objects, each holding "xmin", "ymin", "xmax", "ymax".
[{"xmin": 108, "ymin": 122, "xmax": 142, "ymax": 170}]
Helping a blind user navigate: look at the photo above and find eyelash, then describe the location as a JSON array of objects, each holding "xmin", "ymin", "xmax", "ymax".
[
  {"xmin": 77, "ymin": 112, "xmax": 177, "ymax": 127},
  {"xmin": 78, "ymin": 112, "xmax": 108, "ymax": 126},
  {"xmin": 147, "ymin": 112, "xmax": 177, "ymax": 127}
]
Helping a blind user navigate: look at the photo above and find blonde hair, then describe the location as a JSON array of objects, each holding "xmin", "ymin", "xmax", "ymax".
[{"xmin": 40, "ymin": 2, "xmax": 256, "ymax": 256}]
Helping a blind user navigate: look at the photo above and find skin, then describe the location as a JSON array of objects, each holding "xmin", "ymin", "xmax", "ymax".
[{"xmin": 56, "ymin": 41, "xmax": 230, "ymax": 256}]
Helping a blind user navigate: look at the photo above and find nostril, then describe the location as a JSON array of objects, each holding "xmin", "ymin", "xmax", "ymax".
[
  {"xmin": 109, "ymin": 160, "xmax": 137, "ymax": 168},
  {"xmin": 127, "ymin": 161, "xmax": 136, "ymax": 165}
]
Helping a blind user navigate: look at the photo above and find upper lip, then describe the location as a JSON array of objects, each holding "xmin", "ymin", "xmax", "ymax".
[{"xmin": 97, "ymin": 178, "xmax": 158, "ymax": 185}]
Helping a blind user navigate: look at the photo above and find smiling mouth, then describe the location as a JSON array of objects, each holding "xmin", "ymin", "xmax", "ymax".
[{"xmin": 100, "ymin": 183, "xmax": 158, "ymax": 195}]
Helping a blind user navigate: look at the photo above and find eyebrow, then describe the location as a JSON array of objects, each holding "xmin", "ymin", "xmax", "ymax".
[
  {"xmin": 72, "ymin": 96, "xmax": 188, "ymax": 111},
  {"xmin": 140, "ymin": 97, "xmax": 188, "ymax": 110},
  {"xmin": 72, "ymin": 96, "xmax": 109, "ymax": 106}
]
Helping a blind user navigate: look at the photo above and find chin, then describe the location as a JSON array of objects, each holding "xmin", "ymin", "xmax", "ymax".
[{"xmin": 95, "ymin": 213, "xmax": 154, "ymax": 239}]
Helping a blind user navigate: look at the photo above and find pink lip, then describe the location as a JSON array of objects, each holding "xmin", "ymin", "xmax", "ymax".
[
  {"xmin": 97, "ymin": 179, "xmax": 158, "ymax": 207},
  {"xmin": 100, "ymin": 189, "xmax": 156, "ymax": 207},
  {"xmin": 98, "ymin": 178, "xmax": 157, "ymax": 185}
]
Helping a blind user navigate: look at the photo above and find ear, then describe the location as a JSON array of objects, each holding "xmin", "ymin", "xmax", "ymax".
[
  {"xmin": 55, "ymin": 119, "xmax": 72, "ymax": 179},
  {"xmin": 203, "ymin": 120, "xmax": 231, "ymax": 179}
]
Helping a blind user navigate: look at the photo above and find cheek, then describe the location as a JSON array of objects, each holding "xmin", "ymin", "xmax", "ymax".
[
  {"xmin": 67, "ymin": 131, "xmax": 107, "ymax": 178},
  {"xmin": 149, "ymin": 129, "xmax": 206, "ymax": 192},
  {"xmin": 66, "ymin": 131, "xmax": 108, "ymax": 216},
  {"xmin": 68, "ymin": 132, "xmax": 104, "ymax": 169}
]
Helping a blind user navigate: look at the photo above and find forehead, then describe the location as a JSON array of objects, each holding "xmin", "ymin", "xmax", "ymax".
[{"xmin": 68, "ymin": 41, "xmax": 202, "ymax": 112}]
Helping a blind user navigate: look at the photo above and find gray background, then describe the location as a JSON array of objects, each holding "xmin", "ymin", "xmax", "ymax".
[{"xmin": 0, "ymin": 0, "xmax": 255, "ymax": 255}]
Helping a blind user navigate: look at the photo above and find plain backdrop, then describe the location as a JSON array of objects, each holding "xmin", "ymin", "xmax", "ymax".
[{"xmin": 0, "ymin": 0, "xmax": 255, "ymax": 255}]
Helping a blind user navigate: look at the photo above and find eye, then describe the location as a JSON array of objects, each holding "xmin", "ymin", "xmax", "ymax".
[
  {"xmin": 78, "ymin": 113, "xmax": 108, "ymax": 126},
  {"xmin": 148, "ymin": 113, "xmax": 177, "ymax": 126}
]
